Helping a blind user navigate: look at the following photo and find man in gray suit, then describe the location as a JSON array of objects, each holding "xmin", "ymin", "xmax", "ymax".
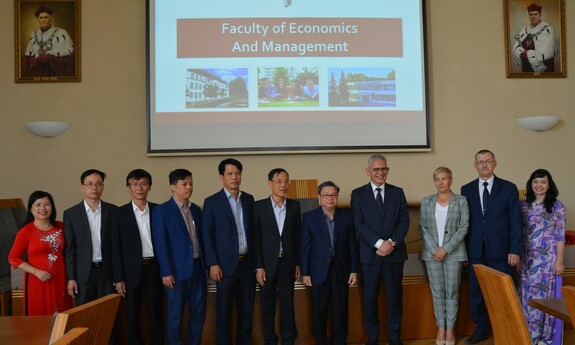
[{"xmin": 64, "ymin": 169, "xmax": 118, "ymax": 305}]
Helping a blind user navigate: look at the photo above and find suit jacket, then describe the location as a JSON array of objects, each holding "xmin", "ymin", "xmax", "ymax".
[
  {"xmin": 151, "ymin": 197, "xmax": 203, "ymax": 280},
  {"xmin": 351, "ymin": 183, "xmax": 409, "ymax": 264},
  {"xmin": 300, "ymin": 207, "xmax": 358, "ymax": 285},
  {"xmin": 111, "ymin": 201, "xmax": 158, "ymax": 288},
  {"xmin": 419, "ymin": 192, "xmax": 469, "ymax": 262},
  {"xmin": 202, "ymin": 189, "xmax": 255, "ymax": 275},
  {"xmin": 461, "ymin": 175, "xmax": 523, "ymax": 261},
  {"xmin": 64, "ymin": 200, "xmax": 118, "ymax": 284},
  {"xmin": 253, "ymin": 197, "xmax": 301, "ymax": 276}
]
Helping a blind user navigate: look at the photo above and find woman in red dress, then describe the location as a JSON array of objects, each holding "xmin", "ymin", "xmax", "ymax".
[{"xmin": 8, "ymin": 191, "xmax": 71, "ymax": 315}]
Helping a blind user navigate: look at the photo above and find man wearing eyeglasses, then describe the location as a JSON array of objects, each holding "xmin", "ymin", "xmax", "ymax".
[
  {"xmin": 253, "ymin": 168, "xmax": 301, "ymax": 345},
  {"xmin": 300, "ymin": 181, "xmax": 358, "ymax": 345},
  {"xmin": 461, "ymin": 149, "xmax": 522, "ymax": 344},
  {"xmin": 64, "ymin": 169, "xmax": 118, "ymax": 309},
  {"xmin": 351, "ymin": 154, "xmax": 409, "ymax": 345},
  {"xmin": 111, "ymin": 169, "xmax": 163, "ymax": 345}
]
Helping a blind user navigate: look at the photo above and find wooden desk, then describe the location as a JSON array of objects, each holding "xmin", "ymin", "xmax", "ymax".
[
  {"xmin": 0, "ymin": 316, "xmax": 55, "ymax": 344},
  {"xmin": 529, "ymin": 298, "xmax": 571, "ymax": 323}
]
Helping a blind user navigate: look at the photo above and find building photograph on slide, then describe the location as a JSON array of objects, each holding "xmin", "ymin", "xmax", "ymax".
[{"xmin": 148, "ymin": 0, "xmax": 428, "ymax": 154}]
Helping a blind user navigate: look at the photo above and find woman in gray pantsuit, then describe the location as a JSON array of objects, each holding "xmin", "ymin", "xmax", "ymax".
[{"xmin": 419, "ymin": 167, "xmax": 469, "ymax": 345}]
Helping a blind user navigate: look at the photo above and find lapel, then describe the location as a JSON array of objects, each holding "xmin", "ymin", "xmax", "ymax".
[
  {"xmin": 218, "ymin": 189, "xmax": 235, "ymax": 223},
  {"xmin": 264, "ymin": 197, "xmax": 280, "ymax": 235},
  {"xmin": 425, "ymin": 195, "xmax": 439, "ymax": 243},
  {"xmin": 469, "ymin": 180, "xmax": 484, "ymax": 216},
  {"xmin": 169, "ymin": 198, "xmax": 189, "ymax": 235},
  {"xmin": 490, "ymin": 176, "xmax": 502, "ymax": 201},
  {"xmin": 362, "ymin": 183, "xmax": 381, "ymax": 221},
  {"xmin": 332, "ymin": 208, "xmax": 341, "ymax": 243}
]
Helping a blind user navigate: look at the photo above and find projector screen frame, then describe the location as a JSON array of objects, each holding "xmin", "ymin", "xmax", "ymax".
[{"xmin": 146, "ymin": 0, "xmax": 431, "ymax": 156}]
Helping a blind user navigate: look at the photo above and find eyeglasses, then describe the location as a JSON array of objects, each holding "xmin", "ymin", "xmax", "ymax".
[
  {"xmin": 272, "ymin": 179, "xmax": 290, "ymax": 185},
  {"xmin": 320, "ymin": 194, "xmax": 339, "ymax": 199},
  {"xmin": 83, "ymin": 182, "xmax": 104, "ymax": 189},
  {"xmin": 475, "ymin": 159, "xmax": 496, "ymax": 165},
  {"xmin": 371, "ymin": 167, "xmax": 390, "ymax": 173}
]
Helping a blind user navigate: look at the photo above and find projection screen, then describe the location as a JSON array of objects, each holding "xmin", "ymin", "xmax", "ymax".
[{"xmin": 147, "ymin": 0, "xmax": 429, "ymax": 154}]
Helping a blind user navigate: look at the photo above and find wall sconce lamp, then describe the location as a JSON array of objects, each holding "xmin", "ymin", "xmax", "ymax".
[
  {"xmin": 25, "ymin": 121, "xmax": 71, "ymax": 137},
  {"xmin": 517, "ymin": 116, "xmax": 560, "ymax": 132}
]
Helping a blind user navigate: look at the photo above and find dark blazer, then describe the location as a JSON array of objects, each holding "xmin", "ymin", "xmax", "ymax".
[
  {"xmin": 152, "ymin": 198, "xmax": 203, "ymax": 280},
  {"xmin": 351, "ymin": 183, "xmax": 410, "ymax": 264},
  {"xmin": 202, "ymin": 189, "xmax": 255, "ymax": 275},
  {"xmin": 253, "ymin": 197, "xmax": 301, "ymax": 275},
  {"xmin": 461, "ymin": 176, "xmax": 522, "ymax": 261},
  {"xmin": 64, "ymin": 200, "xmax": 118, "ymax": 284},
  {"xmin": 111, "ymin": 201, "xmax": 158, "ymax": 288},
  {"xmin": 300, "ymin": 207, "xmax": 358, "ymax": 285}
]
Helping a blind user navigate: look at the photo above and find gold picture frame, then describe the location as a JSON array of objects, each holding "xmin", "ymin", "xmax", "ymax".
[
  {"xmin": 15, "ymin": 0, "xmax": 80, "ymax": 82},
  {"xmin": 504, "ymin": 0, "xmax": 565, "ymax": 78}
]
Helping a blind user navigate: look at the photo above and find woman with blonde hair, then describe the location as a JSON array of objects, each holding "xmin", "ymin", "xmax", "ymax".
[{"xmin": 419, "ymin": 167, "xmax": 469, "ymax": 345}]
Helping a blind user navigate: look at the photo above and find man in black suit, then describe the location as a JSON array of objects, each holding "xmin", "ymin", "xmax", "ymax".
[
  {"xmin": 202, "ymin": 158, "xmax": 256, "ymax": 345},
  {"xmin": 64, "ymin": 169, "xmax": 118, "ymax": 305},
  {"xmin": 461, "ymin": 149, "xmax": 522, "ymax": 344},
  {"xmin": 253, "ymin": 168, "xmax": 301, "ymax": 345},
  {"xmin": 300, "ymin": 181, "xmax": 358, "ymax": 345},
  {"xmin": 111, "ymin": 169, "xmax": 163, "ymax": 345},
  {"xmin": 351, "ymin": 154, "xmax": 409, "ymax": 345}
]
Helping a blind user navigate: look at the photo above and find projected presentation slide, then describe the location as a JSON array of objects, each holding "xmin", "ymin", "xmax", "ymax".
[{"xmin": 148, "ymin": 0, "xmax": 428, "ymax": 154}]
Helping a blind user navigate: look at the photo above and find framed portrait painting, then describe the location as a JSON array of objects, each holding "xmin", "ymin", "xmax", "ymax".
[
  {"xmin": 14, "ymin": 0, "xmax": 80, "ymax": 82},
  {"xmin": 504, "ymin": 0, "xmax": 566, "ymax": 78}
]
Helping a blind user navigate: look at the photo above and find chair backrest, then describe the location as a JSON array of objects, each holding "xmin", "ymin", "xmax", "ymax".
[
  {"xmin": 472, "ymin": 264, "xmax": 531, "ymax": 345},
  {"xmin": 51, "ymin": 327, "xmax": 89, "ymax": 345},
  {"xmin": 49, "ymin": 294, "xmax": 121, "ymax": 345},
  {"xmin": 286, "ymin": 179, "xmax": 319, "ymax": 215},
  {"xmin": 562, "ymin": 285, "xmax": 575, "ymax": 329},
  {"xmin": 286, "ymin": 179, "xmax": 318, "ymax": 199}
]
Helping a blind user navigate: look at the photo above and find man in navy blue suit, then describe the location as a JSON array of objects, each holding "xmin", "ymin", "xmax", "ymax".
[
  {"xmin": 152, "ymin": 169, "xmax": 205, "ymax": 345},
  {"xmin": 351, "ymin": 154, "xmax": 409, "ymax": 345},
  {"xmin": 300, "ymin": 181, "xmax": 358, "ymax": 345},
  {"xmin": 461, "ymin": 149, "xmax": 522, "ymax": 344},
  {"xmin": 111, "ymin": 169, "xmax": 163, "ymax": 345},
  {"xmin": 202, "ymin": 158, "xmax": 256, "ymax": 345}
]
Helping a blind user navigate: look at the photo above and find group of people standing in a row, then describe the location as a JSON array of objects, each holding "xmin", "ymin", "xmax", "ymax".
[
  {"xmin": 419, "ymin": 149, "xmax": 565, "ymax": 345},
  {"xmin": 7, "ymin": 150, "xmax": 565, "ymax": 345}
]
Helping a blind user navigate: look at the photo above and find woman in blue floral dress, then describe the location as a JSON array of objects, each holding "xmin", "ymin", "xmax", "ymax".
[{"xmin": 521, "ymin": 169, "xmax": 565, "ymax": 345}]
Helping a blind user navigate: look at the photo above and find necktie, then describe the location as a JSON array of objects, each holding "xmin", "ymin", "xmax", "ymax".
[
  {"xmin": 183, "ymin": 205, "xmax": 200, "ymax": 258},
  {"xmin": 482, "ymin": 181, "xmax": 490, "ymax": 215},
  {"xmin": 376, "ymin": 187, "xmax": 384, "ymax": 218}
]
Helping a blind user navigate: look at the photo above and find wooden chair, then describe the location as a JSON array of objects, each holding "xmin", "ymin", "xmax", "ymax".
[
  {"xmin": 49, "ymin": 294, "xmax": 121, "ymax": 345},
  {"xmin": 286, "ymin": 179, "xmax": 319, "ymax": 216},
  {"xmin": 286, "ymin": 179, "xmax": 318, "ymax": 199},
  {"xmin": 562, "ymin": 286, "xmax": 575, "ymax": 329},
  {"xmin": 472, "ymin": 264, "xmax": 531, "ymax": 345},
  {"xmin": 51, "ymin": 327, "xmax": 89, "ymax": 345}
]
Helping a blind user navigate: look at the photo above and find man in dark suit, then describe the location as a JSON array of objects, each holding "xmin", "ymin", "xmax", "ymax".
[
  {"xmin": 253, "ymin": 168, "xmax": 301, "ymax": 345},
  {"xmin": 461, "ymin": 149, "xmax": 522, "ymax": 344},
  {"xmin": 202, "ymin": 158, "xmax": 256, "ymax": 345},
  {"xmin": 300, "ymin": 181, "xmax": 358, "ymax": 345},
  {"xmin": 152, "ymin": 169, "xmax": 205, "ymax": 345},
  {"xmin": 111, "ymin": 169, "xmax": 163, "ymax": 345},
  {"xmin": 351, "ymin": 154, "xmax": 409, "ymax": 345},
  {"xmin": 64, "ymin": 169, "xmax": 118, "ymax": 305}
]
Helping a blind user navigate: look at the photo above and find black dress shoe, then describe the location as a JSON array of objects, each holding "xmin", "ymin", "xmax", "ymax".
[
  {"xmin": 465, "ymin": 332, "xmax": 488, "ymax": 344},
  {"xmin": 388, "ymin": 340, "xmax": 404, "ymax": 345},
  {"xmin": 364, "ymin": 341, "xmax": 378, "ymax": 345}
]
